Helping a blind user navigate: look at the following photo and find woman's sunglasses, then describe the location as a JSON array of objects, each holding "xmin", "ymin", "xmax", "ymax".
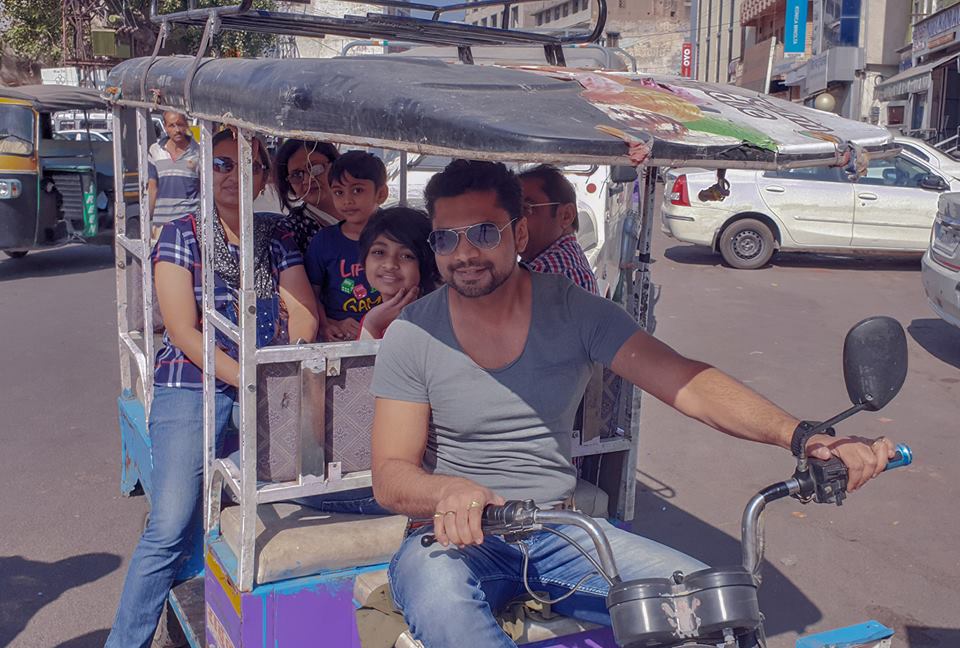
[
  {"xmin": 213, "ymin": 157, "xmax": 266, "ymax": 175},
  {"xmin": 286, "ymin": 165, "xmax": 327, "ymax": 184},
  {"xmin": 427, "ymin": 219, "xmax": 517, "ymax": 256}
]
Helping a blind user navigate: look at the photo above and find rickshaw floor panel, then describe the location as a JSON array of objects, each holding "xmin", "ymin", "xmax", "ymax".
[{"xmin": 168, "ymin": 577, "xmax": 205, "ymax": 648}]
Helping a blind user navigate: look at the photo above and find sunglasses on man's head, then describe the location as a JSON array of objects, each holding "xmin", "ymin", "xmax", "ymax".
[
  {"xmin": 427, "ymin": 219, "xmax": 517, "ymax": 256},
  {"xmin": 212, "ymin": 157, "xmax": 266, "ymax": 175}
]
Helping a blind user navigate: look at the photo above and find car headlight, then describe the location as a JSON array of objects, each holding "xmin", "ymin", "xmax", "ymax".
[{"xmin": 0, "ymin": 179, "xmax": 22, "ymax": 200}]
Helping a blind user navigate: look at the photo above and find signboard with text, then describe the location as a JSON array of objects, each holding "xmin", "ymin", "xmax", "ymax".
[
  {"xmin": 680, "ymin": 42, "xmax": 693, "ymax": 77},
  {"xmin": 785, "ymin": 0, "xmax": 808, "ymax": 54}
]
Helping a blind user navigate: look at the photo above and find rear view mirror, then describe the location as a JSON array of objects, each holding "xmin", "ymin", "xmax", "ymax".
[
  {"xmin": 610, "ymin": 165, "xmax": 638, "ymax": 184},
  {"xmin": 842, "ymin": 316, "xmax": 907, "ymax": 411},
  {"xmin": 920, "ymin": 173, "xmax": 949, "ymax": 192}
]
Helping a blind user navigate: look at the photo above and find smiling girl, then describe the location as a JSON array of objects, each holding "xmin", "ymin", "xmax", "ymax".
[{"xmin": 357, "ymin": 207, "xmax": 440, "ymax": 340}]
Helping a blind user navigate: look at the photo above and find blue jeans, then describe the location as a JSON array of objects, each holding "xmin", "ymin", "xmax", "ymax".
[
  {"xmin": 389, "ymin": 519, "xmax": 708, "ymax": 648},
  {"xmin": 106, "ymin": 386, "xmax": 234, "ymax": 648}
]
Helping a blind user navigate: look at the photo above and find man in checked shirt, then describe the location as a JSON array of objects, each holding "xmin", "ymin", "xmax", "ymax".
[{"xmin": 518, "ymin": 164, "xmax": 599, "ymax": 294}]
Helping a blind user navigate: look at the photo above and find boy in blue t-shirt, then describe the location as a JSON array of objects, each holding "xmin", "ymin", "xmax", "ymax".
[{"xmin": 304, "ymin": 150, "xmax": 388, "ymax": 341}]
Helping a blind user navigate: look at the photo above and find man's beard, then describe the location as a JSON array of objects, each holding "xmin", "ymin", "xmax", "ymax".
[{"xmin": 443, "ymin": 260, "xmax": 514, "ymax": 298}]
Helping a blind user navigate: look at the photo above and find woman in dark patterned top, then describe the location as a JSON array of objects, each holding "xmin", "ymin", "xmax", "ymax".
[{"xmin": 273, "ymin": 138, "xmax": 342, "ymax": 255}]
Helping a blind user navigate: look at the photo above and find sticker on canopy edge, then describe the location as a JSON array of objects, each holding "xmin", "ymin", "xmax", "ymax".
[{"xmin": 207, "ymin": 603, "xmax": 238, "ymax": 648}]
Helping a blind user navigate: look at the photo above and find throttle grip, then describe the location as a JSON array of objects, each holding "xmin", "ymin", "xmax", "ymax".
[{"xmin": 883, "ymin": 444, "xmax": 912, "ymax": 471}]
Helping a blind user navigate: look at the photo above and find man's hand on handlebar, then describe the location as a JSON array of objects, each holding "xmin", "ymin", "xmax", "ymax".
[
  {"xmin": 805, "ymin": 434, "xmax": 897, "ymax": 491},
  {"xmin": 432, "ymin": 479, "xmax": 506, "ymax": 548}
]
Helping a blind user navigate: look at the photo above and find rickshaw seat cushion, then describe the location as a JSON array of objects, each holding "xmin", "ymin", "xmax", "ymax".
[
  {"xmin": 219, "ymin": 503, "xmax": 407, "ymax": 585},
  {"xmin": 355, "ymin": 569, "xmax": 600, "ymax": 646}
]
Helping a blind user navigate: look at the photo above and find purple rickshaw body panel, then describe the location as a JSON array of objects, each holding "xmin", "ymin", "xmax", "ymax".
[
  {"xmin": 524, "ymin": 627, "xmax": 619, "ymax": 648},
  {"xmin": 205, "ymin": 543, "xmax": 367, "ymax": 648}
]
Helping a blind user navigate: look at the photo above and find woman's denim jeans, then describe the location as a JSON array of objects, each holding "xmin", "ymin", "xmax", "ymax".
[
  {"xmin": 105, "ymin": 385, "xmax": 234, "ymax": 648},
  {"xmin": 389, "ymin": 519, "xmax": 708, "ymax": 648}
]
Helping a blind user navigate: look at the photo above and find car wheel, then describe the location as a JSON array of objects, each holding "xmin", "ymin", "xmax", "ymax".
[
  {"xmin": 2, "ymin": 250, "xmax": 28, "ymax": 259},
  {"xmin": 718, "ymin": 219, "xmax": 775, "ymax": 269}
]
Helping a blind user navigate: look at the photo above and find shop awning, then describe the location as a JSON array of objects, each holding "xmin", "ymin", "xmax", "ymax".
[{"xmin": 876, "ymin": 53, "xmax": 960, "ymax": 101}]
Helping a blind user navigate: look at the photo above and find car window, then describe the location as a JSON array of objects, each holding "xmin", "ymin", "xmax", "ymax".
[
  {"xmin": 860, "ymin": 155, "xmax": 933, "ymax": 188},
  {"xmin": 899, "ymin": 143, "xmax": 929, "ymax": 163},
  {"xmin": 764, "ymin": 166, "xmax": 844, "ymax": 182}
]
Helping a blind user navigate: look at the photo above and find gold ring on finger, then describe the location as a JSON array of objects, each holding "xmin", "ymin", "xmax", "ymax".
[
  {"xmin": 433, "ymin": 512, "xmax": 444, "ymax": 518},
  {"xmin": 468, "ymin": 500, "xmax": 482, "ymax": 509},
  {"xmin": 443, "ymin": 510, "xmax": 456, "ymax": 516}
]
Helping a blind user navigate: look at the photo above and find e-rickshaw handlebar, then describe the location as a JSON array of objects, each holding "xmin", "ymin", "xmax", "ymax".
[{"xmin": 419, "ymin": 445, "xmax": 913, "ymax": 591}]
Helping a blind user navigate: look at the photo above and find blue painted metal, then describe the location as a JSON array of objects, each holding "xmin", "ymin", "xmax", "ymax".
[
  {"xmin": 796, "ymin": 620, "xmax": 894, "ymax": 648},
  {"xmin": 118, "ymin": 392, "xmax": 152, "ymax": 499}
]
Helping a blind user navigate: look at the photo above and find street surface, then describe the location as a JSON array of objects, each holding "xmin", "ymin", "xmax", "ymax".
[{"xmin": 0, "ymin": 220, "xmax": 958, "ymax": 646}]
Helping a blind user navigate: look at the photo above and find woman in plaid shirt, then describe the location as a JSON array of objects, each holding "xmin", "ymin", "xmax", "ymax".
[{"xmin": 106, "ymin": 130, "xmax": 318, "ymax": 648}]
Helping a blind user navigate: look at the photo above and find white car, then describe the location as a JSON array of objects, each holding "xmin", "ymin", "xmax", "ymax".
[
  {"xmin": 894, "ymin": 136, "xmax": 960, "ymax": 181},
  {"xmin": 921, "ymin": 192, "xmax": 960, "ymax": 328},
  {"xmin": 661, "ymin": 150, "xmax": 958, "ymax": 269},
  {"xmin": 53, "ymin": 129, "xmax": 112, "ymax": 142}
]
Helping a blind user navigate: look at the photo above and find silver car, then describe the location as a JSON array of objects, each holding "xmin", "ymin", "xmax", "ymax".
[{"xmin": 921, "ymin": 192, "xmax": 960, "ymax": 328}]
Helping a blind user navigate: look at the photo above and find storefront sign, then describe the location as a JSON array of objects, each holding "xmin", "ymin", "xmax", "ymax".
[
  {"xmin": 928, "ymin": 32, "xmax": 956, "ymax": 50},
  {"xmin": 785, "ymin": 0, "xmax": 808, "ymax": 54},
  {"xmin": 40, "ymin": 67, "xmax": 80, "ymax": 86},
  {"xmin": 914, "ymin": 4, "xmax": 960, "ymax": 54},
  {"xmin": 680, "ymin": 42, "xmax": 693, "ymax": 77}
]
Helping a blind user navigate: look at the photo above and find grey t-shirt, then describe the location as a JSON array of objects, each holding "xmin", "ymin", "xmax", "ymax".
[{"xmin": 371, "ymin": 271, "xmax": 639, "ymax": 507}]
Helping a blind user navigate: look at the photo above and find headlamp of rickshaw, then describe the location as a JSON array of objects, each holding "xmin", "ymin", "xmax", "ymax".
[{"xmin": 0, "ymin": 179, "xmax": 22, "ymax": 200}]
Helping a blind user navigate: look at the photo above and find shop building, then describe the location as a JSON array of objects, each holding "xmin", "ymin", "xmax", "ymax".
[{"xmin": 876, "ymin": 2, "xmax": 960, "ymax": 140}]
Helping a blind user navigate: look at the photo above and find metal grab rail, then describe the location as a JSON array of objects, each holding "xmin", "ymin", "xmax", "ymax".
[{"xmin": 149, "ymin": 0, "xmax": 608, "ymax": 66}]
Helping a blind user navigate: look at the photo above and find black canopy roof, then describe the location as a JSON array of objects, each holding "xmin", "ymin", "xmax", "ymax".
[
  {"xmin": 0, "ymin": 85, "xmax": 107, "ymax": 112},
  {"xmin": 105, "ymin": 55, "xmax": 897, "ymax": 169}
]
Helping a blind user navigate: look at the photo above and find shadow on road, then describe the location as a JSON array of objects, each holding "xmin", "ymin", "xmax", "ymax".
[
  {"xmin": 631, "ymin": 476, "xmax": 821, "ymax": 639},
  {"xmin": 53, "ymin": 629, "xmax": 110, "ymax": 647},
  {"xmin": 909, "ymin": 318, "xmax": 960, "ymax": 370},
  {"xmin": 0, "ymin": 245, "xmax": 114, "ymax": 282},
  {"xmin": 904, "ymin": 626, "xmax": 960, "ymax": 647},
  {"xmin": 662, "ymin": 244, "xmax": 922, "ymax": 272},
  {"xmin": 0, "ymin": 553, "xmax": 122, "ymax": 647}
]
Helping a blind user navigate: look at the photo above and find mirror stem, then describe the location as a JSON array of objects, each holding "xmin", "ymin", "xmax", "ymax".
[{"xmin": 811, "ymin": 403, "xmax": 868, "ymax": 435}]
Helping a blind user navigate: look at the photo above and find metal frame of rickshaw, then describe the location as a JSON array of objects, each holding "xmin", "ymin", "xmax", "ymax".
[
  {"xmin": 109, "ymin": 1, "xmax": 902, "ymax": 645},
  {"xmin": 111, "ymin": 2, "xmax": 650, "ymax": 644}
]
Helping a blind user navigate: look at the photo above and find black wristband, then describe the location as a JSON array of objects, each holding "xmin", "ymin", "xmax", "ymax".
[{"xmin": 791, "ymin": 420, "xmax": 836, "ymax": 458}]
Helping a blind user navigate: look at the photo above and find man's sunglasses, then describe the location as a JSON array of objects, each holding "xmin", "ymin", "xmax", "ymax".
[
  {"xmin": 427, "ymin": 219, "xmax": 517, "ymax": 256},
  {"xmin": 213, "ymin": 157, "xmax": 266, "ymax": 175}
]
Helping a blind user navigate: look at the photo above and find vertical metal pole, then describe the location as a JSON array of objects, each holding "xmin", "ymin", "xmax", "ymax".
[
  {"xmin": 399, "ymin": 151, "xmax": 408, "ymax": 205},
  {"xmin": 200, "ymin": 120, "xmax": 218, "ymax": 532},
  {"xmin": 135, "ymin": 108, "xmax": 154, "ymax": 416},
  {"xmin": 112, "ymin": 106, "xmax": 132, "ymax": 395},
  {"xmin": 236, "ymin": 128, "xmax": 259, "ymax": 592},
  {"xmin": 619, "ymin": 166, "xmax": 657, "ymax": 522}
]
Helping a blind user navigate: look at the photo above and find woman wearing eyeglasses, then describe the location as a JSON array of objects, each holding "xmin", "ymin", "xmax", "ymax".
[
  {"xmin": 273, "ymin": 138, "xmax": 342, "ymax": 255},
  {"xmin": 105, "ymin": 129, "xmax": 318, "ymax": 648}
]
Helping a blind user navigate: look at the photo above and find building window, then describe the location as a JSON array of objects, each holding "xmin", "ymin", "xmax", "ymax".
[
  {"xmin": 511, "ymin": 6, "xmax": 519, "ymax": 26},
  {"xmin": 536, "ymin": 12, "xmax": 544, "ymax": 25},
  {"xmin": 563, "ymin": 3, "xmax": 569, "ymax": 17},
  {"xmin": 554, "ymin": 6, "xmax": 561, "ymax": 19},
  {"xmin": 481, "ymin": 17, "xmax": 487, "ymax": 26},
  {"xmin": 490, "ymin": 14, "xmax": 497, "ymax": 27}
]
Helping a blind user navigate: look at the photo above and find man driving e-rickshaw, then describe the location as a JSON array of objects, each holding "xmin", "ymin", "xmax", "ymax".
[{"xmin": 106, "ymin": 2, "xmax": 909, "ymax": 647}]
